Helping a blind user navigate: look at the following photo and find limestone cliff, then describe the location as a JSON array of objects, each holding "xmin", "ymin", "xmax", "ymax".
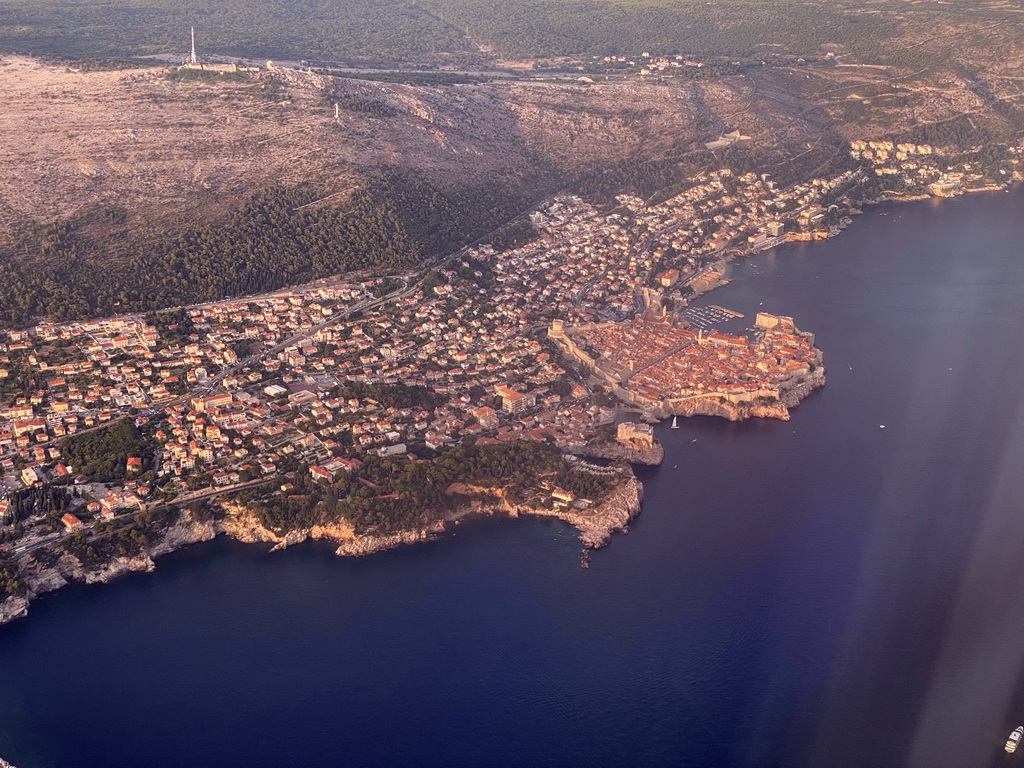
[
  {"xmin": 447, "ymin": 474, "xmax": 643, "ymax": 549},
  {"xmin": 217, "ymin": 501, "xmax": 432, "ymax": 557},
  {"xmin": 526, "ymin": 474, "xmax": 643, "ymax": 549},
  {"xmin": 217, "ymin": 502, "xmax": 313, "ymax": 550},
  {"xmin": 0, "ymin": 596, "xmax": 28, "ymax": 625},
  {"xmin": 0, "ymin": 510, "xmax": 218, "ymax": 627},
  {"xmin": 779, "ymin": 366, "xmax": 827, "ymax": 409},
  {"xmin": 332, "ymin": 524, "xmax": 446, "ymax": 557},
  {"xmin": 573, "ymin": 439, "xmax": 664, "ymax": 466},
  {"xmin": 644, "ymin": 365, "xmax": 826, "ymax": 422},
  {"xmin": 218, "ymin": 473, "xmax": 644, "ymax": 555},
  {"xmin": 0, "ymin": 471, "xmax": 645, "ymax": 628},
  {"xmin": 218, "ymin": 501, "xmax": 363, "ymax": 553},
  {"xmin": 663, "ymin": 396, "xmax": 793, "ymax": 422}
]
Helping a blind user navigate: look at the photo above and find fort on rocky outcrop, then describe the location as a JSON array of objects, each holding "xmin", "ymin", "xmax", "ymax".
[
  {"xmin": 549, "ymin": 313, "xmax": 824, "ymax": 421},
  {"xmin": 616, "ymin": 421, "xmax": 654, "ymax": 449}
]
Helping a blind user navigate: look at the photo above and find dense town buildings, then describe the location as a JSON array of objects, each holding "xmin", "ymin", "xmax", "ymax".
[{"xmin": 4, "ymin": 143, "xmax": 1002, "ymax": 548}]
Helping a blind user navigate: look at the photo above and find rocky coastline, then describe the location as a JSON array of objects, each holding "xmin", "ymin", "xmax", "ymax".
[
  {"xmin": 572, "ymin": 438, "xmax": 664, "ymax": 466},
  {"xmin": 636, "ymin": 363, "xmax": 827, "ymax": 423},
  {"xmin": 217, "ymin": 501, "xmax": 445, "ymax": 557},
  {"xmin": 535, "ymin": 473, "xmax": 643, "ymax": 549},
  {"xmin": 0, "ymin": 472, "xmax": 646, "ymax": 627},
  {"xmin": 219, "ymin": 471, "xmax": 644, "ymax": 556},
  {"xmin": 0, "ymin": 510, "xmax": 219, "ymax": 627},
  {"xmin": 11, "ymin": 174, "xmax": 976, "ymax": 633},
  {"xmin": 449, "ymin": 473, "xmax": 643, "ymax": 549}
]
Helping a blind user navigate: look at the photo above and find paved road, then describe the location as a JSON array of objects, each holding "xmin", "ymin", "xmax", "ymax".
[
  {"xmin": 11, "ymin": 476, "xmax": 277, "ymax": 557},
  {"xmin": 194, "ymin": 277, "xmax": 417, "ymax": 397},
  {"xmin": 171, "ymin": 477, "xmax": 276, "ymax": 506}
]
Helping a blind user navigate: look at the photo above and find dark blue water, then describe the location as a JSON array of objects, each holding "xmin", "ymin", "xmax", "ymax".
[{"xmin": 3, "ymin": 191, "xmax": 1024, "ymax": 768}]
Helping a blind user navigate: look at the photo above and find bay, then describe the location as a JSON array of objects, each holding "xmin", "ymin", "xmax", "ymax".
[{"xmin": 2, "ymin": 190, "xmax": 1024, "ymax": 767}]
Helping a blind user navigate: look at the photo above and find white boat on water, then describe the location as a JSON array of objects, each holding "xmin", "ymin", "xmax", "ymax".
[
  {"xmin": 1006, "ymin": 726, "xmax": 1023, "ymax": 753},
  {"xmin": 671, "ymin": 416, "xmax": 679, "ymax": 429}
]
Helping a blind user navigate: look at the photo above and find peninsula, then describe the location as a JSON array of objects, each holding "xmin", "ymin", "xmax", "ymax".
[
  {"xmin": 1, "ymin": 41, "xmax": 1022, "ymax": 625},
  {"xmin": 0, "ymin": 158, "xmax": 844, "ymax": 625},
  {"xmin": 550, "ymin": 313, "xmax": 823, "ymax": 422}
]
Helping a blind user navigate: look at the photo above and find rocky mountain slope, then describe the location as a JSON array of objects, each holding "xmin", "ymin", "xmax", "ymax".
[
  {"xmin": 0, "ymin": 56, "xmax": 838, "ymax": 264},
  {"xmin": 2, "ymin": 38, "xmax": 1022, "ymax": 287}
]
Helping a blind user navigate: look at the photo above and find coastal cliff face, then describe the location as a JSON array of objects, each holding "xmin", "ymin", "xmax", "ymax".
[
  {"xmin": 779, "ymin": 366, "xmax": 827, "ymax": 409},
  {"xmin": 218, "ymin": 502, "xmax": 441, "ymax": 557},
  {"xmin": 574, "ymin": 439, "xmax": 665, "ymax": 466},
  {"xmin": 0, "ymin": 459, "xmax": 653, "ymax": 631},
  {"xmin": 667, "ymin": 396, "xmax": 792, "ymax": 422},
  {"xmin": 218, "ymin": 501, "xmax": 417, "ymax": 554},
  {"xmin": 531, "ymin": 474, "xmax": 643, "ymax": 549},
  {"xmin": 220, "ymin": 471, "xmax": 644, "ymax": 557},
  {"xmin": 653, "ymin": 365, "xmax": 827, "ymax": 422},
  {"xmin": 332, "ymin": 525, "xmax": 446, "ymax": 557},
  {"xmin": 450, "ymin": 474, "xmax": 643, "ymax": 550},
  {"xmin": 0, "ymin": 502, "xmax": 458, "ymax": 629},
  {"xmin": 0, "ymin": 596, "xmax": 28, "ymax": 625},
  {"xmin": 218, "ymin": 503, "xmax": 315, "ymax": 550},
  {"xmin": 0, "ymin": 511, "xmax": 218, "ymax": 627}
]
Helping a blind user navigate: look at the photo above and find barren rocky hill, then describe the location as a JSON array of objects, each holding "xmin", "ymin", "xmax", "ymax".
[
  {"xmin": 0, "ymin": 56, "xmax": 844, "ymax": 261},
  {"xmin": 1, "ymin": 39, "xmax": 1022, "ymax": 318}
]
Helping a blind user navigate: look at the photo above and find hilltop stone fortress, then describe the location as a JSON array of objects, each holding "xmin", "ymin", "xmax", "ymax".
[{"xmin": 549, "ymin": 312, "xmax": 825, "ymax": 422}]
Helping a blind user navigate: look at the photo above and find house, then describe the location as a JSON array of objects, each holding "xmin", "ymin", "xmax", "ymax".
[
  {"xmin": 656, "ymin": 269, "xmax": 680, "ymax": 288},
  {"xmin": 494, "ymin": 385, "xmax": 535, "ymax": 414},
  {"xmin": 309, "ymin": 465, "xmax": 334, "ymax": 483},
  {"xmin": 190, "ymin": 392, "xmax": 233, "ymax": 412},
  {"xmin": 335, "ymin": 458, "xmax": 362, "ymax": 473},
  {"xmin": 61, "ymin": 513, "xmax": 84, "ymax": 531},
  {"xmin": 473, "ymin": 406, "xmax": 499, "ymax": 429},
  {"xmin": 126, "ymin": 457, "xmax": 143, "ymax": 473},
  {"xmin": 551, "ymin": 487, "xmax": 576, "ymax": 505}
]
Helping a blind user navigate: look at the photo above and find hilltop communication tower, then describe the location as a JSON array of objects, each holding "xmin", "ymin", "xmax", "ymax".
[{"xmin": 189, "ymin": 26, "xmax": 198, "ymax": 66}]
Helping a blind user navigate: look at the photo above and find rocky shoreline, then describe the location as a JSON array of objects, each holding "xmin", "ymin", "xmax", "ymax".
[
  {"xmin": 637, "ymin": 364, "xmax": 827, "ymax": 423},
  {"xmin": 0, "ymin": 511, "xmax": 219, "ymax": 626},
  {"xmin": 0, "ymin": 473, "xmax": 645, "ymax": 627},
  {"xmin": 572, "ymin": 439, "xmax": 664, "ymax": 466},
  {"xmin": 450, "ymin": 474, "xmax": 644, "ymax": 549},
  {"xmin": 219, "ymin": 472, "xmax": 644, "ymax": 555},
  {"xmin": 218, "ymin": 501, "xmax": 445, "ymax": 557},
  {"xmin": 10, "ymin": 177, "xmax": 978, "ymax": 632}
]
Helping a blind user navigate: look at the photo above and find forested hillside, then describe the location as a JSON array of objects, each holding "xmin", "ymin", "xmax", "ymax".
[
  {"xmin": 243, "ymin": 440, "xmax": 619, "ymax": 536},
  {"xmin": 431, "ymin": 0, "xmax": 892, "ymax": 60},
  {"xmin": 0, "ymin": 173, "xmax": 547, "ymax": 325},
  {"xmin": 2, "ymin": 0, "xmax": 1023, "ymax": 328},
  {"xmin": 2, "ymin": 0, "xmax": 1022, "ymax": 68},
  {"xmin": 0, "ymin": 0, "xmax": 469, "ymax": 64}
]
